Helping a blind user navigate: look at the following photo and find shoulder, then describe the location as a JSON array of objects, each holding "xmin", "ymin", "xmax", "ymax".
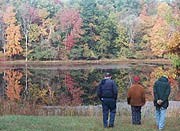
[
  {"xmin": 154, "ymin": 80, "xmax": 160, "ymax": 86},
  {"xmin": 106, "ymin": 79, "xmax": 115, "ymax": 83},
  {"xmin": 138, "ymin": 84, "xmax": 145, "ymax": 89}
]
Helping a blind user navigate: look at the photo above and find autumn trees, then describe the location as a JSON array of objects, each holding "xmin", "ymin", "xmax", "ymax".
[
  {"xmin": 3, "ymin": 6, "xmax": 22, "ymax": 58},
  {"xmin": 0, "ymin": 0, "xmax": 179, "ymax": 65}
]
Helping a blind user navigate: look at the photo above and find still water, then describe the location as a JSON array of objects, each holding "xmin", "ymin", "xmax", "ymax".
[{"xmin": 0, "ymin": 63, "xmax": 179, "ymax": 106}]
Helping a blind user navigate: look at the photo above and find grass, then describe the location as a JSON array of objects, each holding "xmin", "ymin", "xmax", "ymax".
[{"xmin": 0, "ymin": 115, "xmax": 179, "ymax": 131}]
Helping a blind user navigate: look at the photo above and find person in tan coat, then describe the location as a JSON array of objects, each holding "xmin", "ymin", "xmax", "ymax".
[{"xmin": 127, "ymin": 76, "xmax": 146, "ymax": 125}]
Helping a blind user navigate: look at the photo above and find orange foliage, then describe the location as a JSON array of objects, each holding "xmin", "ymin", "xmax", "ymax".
[
  {"xmin": 157, "ymin": 2, "xmax": 171, "ymax": 18},
  {"xmin": 167, "ymin": 32, "xmax": 180, "ymax": 55},
  {"xmin": 148, "ymin": 2, "xmax": 175, "ymax": 57},
  {"xmin": 149, "ymin": 17, "xmax": 169, "ymax": 56},
  {"xmin": 3, "ymin": 6, "xmax": 22, "ymax": 57},
  {"xmin": 4, "ymin": 70, "xmax": 23, "ymax": 101}
]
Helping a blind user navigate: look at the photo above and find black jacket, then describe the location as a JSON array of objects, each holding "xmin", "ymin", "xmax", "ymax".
[
  {"xmin": 153, "ymin": 76, "xmax": 171, "ymax": 109},
  {"xmin": 97, "ymin": 78, "xmax": 118, "ymax": 100}
]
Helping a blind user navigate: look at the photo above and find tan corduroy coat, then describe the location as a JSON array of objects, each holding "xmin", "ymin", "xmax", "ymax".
[{"xmin": 127, "ymin": 83, "xmax": 146, "ymax": 106}]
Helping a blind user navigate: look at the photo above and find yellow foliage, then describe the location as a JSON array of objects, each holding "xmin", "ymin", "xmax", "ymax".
[
  {"xmin": 29, "ymin": 83, "xmax": 55, "ymax": 105},
  {"xmin": 38, "ymin": 8, "xmax": 49, "ymax": 19},
  {"xmin": 167, "ymin": 32, "xmax": 180, "ymax": 54},
  {"xmin": 3, "ymin": 6, "xmax": 22, "ymax": 57},
  {"xmin": 150, "ymin": 67, "xmax": 176, "ymax": 79},
  {"xmin": 157, "ymin": 2, "xmax": 172, "ymax": 18},
  {"xmin": 149, "ymin": 17, "xmax": 169, "ymax": 56},
  {"xmin": 29, "ymin": 24, "xmax": 40, "ymax": 42}
]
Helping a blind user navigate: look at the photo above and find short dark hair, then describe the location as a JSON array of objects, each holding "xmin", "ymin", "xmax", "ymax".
[{"xmin": 105, "ymin": 72, "xmax": 111, "ymax": 77}]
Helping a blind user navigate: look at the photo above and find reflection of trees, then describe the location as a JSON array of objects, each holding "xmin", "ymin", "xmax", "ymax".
[
  {"xmin": 4, "ymin": 70, "xmax": 23, "ymax": 101},
  {"xmin": 59, "ymin": 72, "xmax": 84, "ymax": 106},
  {"xmin": 5, "ymin": 66, "xmax": 177, "ymax": 106},
  {"xmin": 73, "ymin": 69, "xmax": 102, "ymax": 105},
  {"xmin": 27, "ymin": 70, "xmax": 58, "ymax": 105},
  {"xmin": 29, "ymin": 83, "xmax": 55, "ymax": 105}
]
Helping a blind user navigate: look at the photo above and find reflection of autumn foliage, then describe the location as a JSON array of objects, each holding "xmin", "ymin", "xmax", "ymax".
[
  {"xmin": 59, "ymin": 72, "xmax": 84, "ymax": 106},
  {"xmin": 29, "ymin": 83, "xmax": 55, "ymax": 105},
  {"xmin": 4, "ymin": 70, "xmax": 23, "ymax": 101}
]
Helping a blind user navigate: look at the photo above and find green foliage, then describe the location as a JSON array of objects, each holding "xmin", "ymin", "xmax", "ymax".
[
  {"xmin": 80, "ymin": 0, "xmax": 126, "ymax": 59},
  {"xmin": 0, "ymin": 0, "xmax": 179, "ymax": 62},
  {"xmin": 82, "ymin": 44, "xmax": 96, "ymax": 59},
  {"xmin": 29, "ymin": 0, "xmax": 62, "ymax": 17},
  {"xmin": 169, "ymin": 54, "xmax": 180, "ymax": 69},
  {"xmin": 79, "ymin": 0, "xmax": 100, "ymax": 58},
  {"xmin": 28, "ymin": 40, "xmax": 57, "ymax": 60},
  {"xmin": 69, "ymin": 45, "xmax": 83, "ymax": 60},
  {"xmin": 115, "ymin": 25, "xmax": 131, "ymax": 58}
]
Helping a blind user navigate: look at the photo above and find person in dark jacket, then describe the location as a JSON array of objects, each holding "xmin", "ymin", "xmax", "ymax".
[
  {"xmin": 153, "ymin": 75, "xmax": 171, "ymax": 130},
  {"xmin": 97, "ymin": 72, "xmax": 118, "ymax": 128},
  {"xmin": 127, "ymin": 76, "xmax": 146, "ymax": 125}
]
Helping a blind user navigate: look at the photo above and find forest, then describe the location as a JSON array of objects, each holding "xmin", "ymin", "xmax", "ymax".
[
  {"xmin": 0, "ymin": 0, "xmax": 179, "ymax": 117},
  {"xmin": 0, "ymin": 0, "xmax": 179, "ymax": 68}
]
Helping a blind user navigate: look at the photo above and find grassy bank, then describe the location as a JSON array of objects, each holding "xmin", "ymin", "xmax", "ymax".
[{"xmin": 0, "ymin": 115, "xmax": 179, "ymax": 131}]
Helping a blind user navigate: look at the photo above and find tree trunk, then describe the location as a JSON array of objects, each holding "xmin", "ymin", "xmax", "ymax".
[{"xmin": 25, "ymin": 34, "xmax": 28, "ymax": 61}]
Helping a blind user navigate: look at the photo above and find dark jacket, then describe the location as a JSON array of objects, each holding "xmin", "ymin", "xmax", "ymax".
[
  {"xmin": 97, "ymin": 78, "xmax": 118, "ymax": 100},
  {"xmin": 153, "ymin": 76, "xmax": 171, "ymax": 109},
  {"xmin": 127, "ymin": 83, "xmax": 146, "ymax": 106}
]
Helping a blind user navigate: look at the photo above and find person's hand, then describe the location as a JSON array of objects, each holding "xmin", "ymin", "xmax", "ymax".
[{"xmin": 157, "ymin": 99, "xmax": 163, "ymax": 105}]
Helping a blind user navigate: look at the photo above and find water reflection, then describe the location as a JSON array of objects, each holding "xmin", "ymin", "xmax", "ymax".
[{"xmin": 0, "ymin": 64, "xmax": 179, "ymax": 106}]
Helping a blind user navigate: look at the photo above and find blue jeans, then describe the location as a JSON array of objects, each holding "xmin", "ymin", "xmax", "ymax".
[
  {"xmin": 155, "ymin": 107, "xmax": 167, "ymax": 130},
  {"xmin": 101, "ymin": 98, "xmax": 116, "ymax": 128},
  {"xmin": 131, "ymin": 106, "xmax": 141, "ymax": 124}
]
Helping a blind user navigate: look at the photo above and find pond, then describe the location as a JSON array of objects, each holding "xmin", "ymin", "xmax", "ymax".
[{"xmin": 0, "ymin": 63, "xmax": 179, "ymax": 106}]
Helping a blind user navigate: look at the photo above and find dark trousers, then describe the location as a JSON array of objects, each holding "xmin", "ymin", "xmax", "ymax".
[
  {"xmin": 102, "ymin": 98, "xmax": 116, "ymax": 127},
  {"xmin": 131, "ymin": 106, "xmax": 142, "ymax": 124}
]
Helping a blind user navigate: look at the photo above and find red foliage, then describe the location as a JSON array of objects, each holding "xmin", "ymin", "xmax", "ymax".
[
  {"xmin": 21, "ymin": 3, "xmax": 40, "ymax": 23},
  {"xmin": 57, "ymin": 8, "xmax": 82, "ymax": 50},
  {"xmin": 64, "ymin": 32, "xmax": 75, "ymax": 50},
  {"xmin": 59, "ymin": 72, "xmax": 84, "ymax": 106}
]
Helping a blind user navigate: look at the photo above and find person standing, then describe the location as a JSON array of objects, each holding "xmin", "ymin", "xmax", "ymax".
[
  {"xmin": 153, "ymin": 75, "xmax": 171, "ymax": 130},
  {"xmin": 97, "ymin": 72, "xmax": 118, "ymax": 128},
  {"xmin": 127, "ymin": 76, "xmax": 146, "ymax": 125}
]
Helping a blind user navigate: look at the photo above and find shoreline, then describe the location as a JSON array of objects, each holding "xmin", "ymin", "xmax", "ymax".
[{"xmin": 0, "ymin": 59, "xmax": 171, "ymax": 67}]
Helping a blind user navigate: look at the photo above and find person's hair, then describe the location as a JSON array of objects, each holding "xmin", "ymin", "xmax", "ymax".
[{"xmin": 105, "ymin": 72, "xmax": 111, "ymax": 77}]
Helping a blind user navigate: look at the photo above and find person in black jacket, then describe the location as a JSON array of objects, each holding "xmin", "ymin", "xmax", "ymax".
[
  {"xmin": 97, "ymin": 72, "xmax": 118, "ymax": 128},
  {"xmin": 153, "ymin": 75, "xmax": 171, "ymax": 130}
]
